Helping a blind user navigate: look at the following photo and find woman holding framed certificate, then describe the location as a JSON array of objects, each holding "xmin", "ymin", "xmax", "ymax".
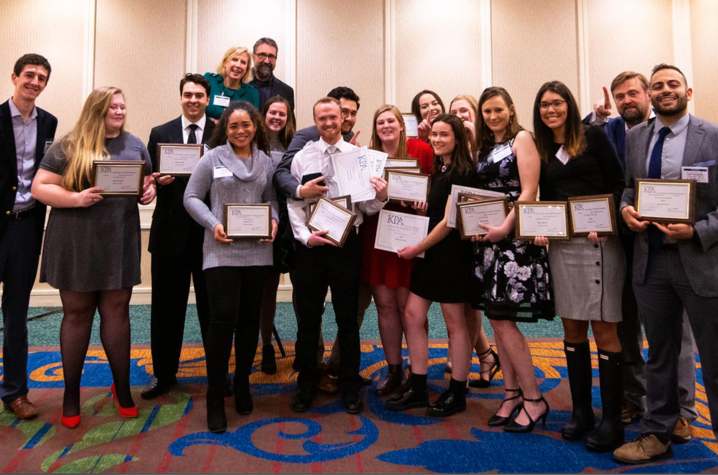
[
  {"xmin": 258, "ymin": 96, "xmax": 296, "ymax": 374},
  {"xmin": 203, "ymin": 46, "xmax": 260, "ymax": 121},
  {"xmin": 470, "ymin": 87, "xmax": 555, "ymax": 433},
  {"xmin": 411, "ymin": 90, "xmax": 445, "ymax": 143},
  {"xmin": 361, "ymin": 104, "xmax": 433, "ymax": 395},
  {"xmin": 31, "ymin": 87, "xmax": 155, "ymax": 428},
  {"xmin": 533, "ymin": 81, "xmax": 627, "ymax": 451},
  {"xmin": 184, "ymin": 101, "xmax": 278, "ymax": 433},
  {"xmin": 385, "ymin": 114, "xmax": 477, "ymax": 417}
]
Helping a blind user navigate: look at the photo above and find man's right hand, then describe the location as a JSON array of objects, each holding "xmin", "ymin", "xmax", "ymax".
[
  {"xmin": 152, "ymin": 172, "xmax": 175, "ymax": 186},
  {"xmin": 593, "ymin": 86, "xmax": 612, "ymax": 121},
  {"xmin": 621, "ymin": 206, "xmax": 650, "ymax": 232},
  {"xmin": 307, "ymin": 229, "xmax": 337, "ymax": 247},
  {"xmin": 299, "ymin": 176, "xmax": 329, "ymax": 199}
]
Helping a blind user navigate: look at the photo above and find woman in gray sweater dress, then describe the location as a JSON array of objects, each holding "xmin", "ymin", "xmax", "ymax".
[{"xmin": 184, "ymin": 101, "xmax": 278, "ymax": 433}]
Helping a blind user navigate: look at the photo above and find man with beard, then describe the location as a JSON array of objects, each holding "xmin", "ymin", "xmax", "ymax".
[
  {"xmin": 287, "ymin": 97, "xmax": 387, "ymax": 414},
  {"xmin": 615, "ymin": 63, "xmax": 718, "ymax": 464},
  {"xmin": 586, "ymin": 72, "xmax": 697, "ymax": 444},
  {"xmin": 250, "ymin": 38, "xmax": 294, "ymax": 112}
]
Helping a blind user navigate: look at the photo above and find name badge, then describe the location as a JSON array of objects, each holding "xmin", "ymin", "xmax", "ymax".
[
  {"xmin": 681, "ymin": 166, "xmax": 709, "ymax": 183},
  {"xmin": 213, "ymin": 166, "xmax": 233, "ymax": 179},
  {"xmin": 556, "ymin": 146, "xmax": 570, "ymax": 165},
  {"xmin": 43, "ymin": 140, "xmax": 53, "ymax": 154},
  {"xmin": 214, "ymin": 95, "xmax": 230, "ymax": 108},
  {"xmin": 489, "ymin": 144, "xmax": 512, "ymax": 164}
]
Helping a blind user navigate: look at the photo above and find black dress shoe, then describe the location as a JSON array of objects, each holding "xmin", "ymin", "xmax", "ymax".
[
  {"xmin": 291, "ymin": 388, "xmax": 317, "ymax": 413},
  {"xmin": 342, "ymin": 392, "xmax": 364, "ymax": 414},
  {"xmin": 140, "ymin": 376, "xmax": 177, "ymax": 400},
  {"xmin": 426, "ymin": 390, "xmax": 466, "ymax": 417},
  {"xmin": 385, "ymin": 387, "xmax": 429, "ymax": 411},
  {"xmin": 261, "ymin": 344, "xmax": 277, "ymax": 375}
]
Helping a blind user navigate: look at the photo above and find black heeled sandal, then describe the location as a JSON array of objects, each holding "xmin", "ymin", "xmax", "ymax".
[
  {"xmin": 488, "ymin": 388, "xmax": 523, "ymax": 426},
  {"xmin": 504, "ymin": 395, "xmax": 550, "ymax": 433},
  {"xmin": 469, "ymin": 346, "xmax": 501, "ymax": 389}
]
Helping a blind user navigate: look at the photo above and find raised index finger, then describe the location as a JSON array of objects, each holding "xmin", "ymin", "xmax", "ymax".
[{"xmin": 603, "ymin": 86, "xmax": 611, "ymax": 109}]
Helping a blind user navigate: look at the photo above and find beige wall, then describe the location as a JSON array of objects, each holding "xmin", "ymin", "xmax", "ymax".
[{"xmin": 0, "ymin": 0, "xmax": 714, "ymax": 305}]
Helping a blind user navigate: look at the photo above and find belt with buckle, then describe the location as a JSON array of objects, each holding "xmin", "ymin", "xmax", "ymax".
[{"xmin": 9, "ymin": 207, "xmax": 36, "ymax": 220}]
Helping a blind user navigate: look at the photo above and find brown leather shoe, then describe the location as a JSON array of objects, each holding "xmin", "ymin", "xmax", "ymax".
[
  {"xmin": 671, "ymin": 416, "xmax": 692, "ymax": 444},
  {"xmin": 613, "ymin": 434, "xmax": 673, "ymax": 464},
  {"xmin": 3, "ymin": 396, "xmax": 38, "ymax": 420},
  {"xmin": 319, "ymin": 374, "xmax": 339, "ymax": 395},
  {"xmin": 376, "ymin": 364, "xmax": 403, "ymax": 396}
]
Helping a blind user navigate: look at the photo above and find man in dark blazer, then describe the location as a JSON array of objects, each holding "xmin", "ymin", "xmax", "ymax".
[
  {"xmin": 615, "ymin": 64, "xmax": 718, "ymax": 464},
  {"xmin": 250, "ymin": 37, "xmax": 295, "ymax": 112},
  {"xmin": 0, "ymin": 54, "xmax": 57, "ymax": 420},
  {"xmin": 585, "ymin": 72, "xmax": 697, "ymax": 438},
  {"xmin": 142, "ymin": 74, "xmax": 216, "ymax": 399}
]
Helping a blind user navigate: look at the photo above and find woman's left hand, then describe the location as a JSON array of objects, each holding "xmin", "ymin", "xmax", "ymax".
[
  {"xmin": 473, "ymin": 223, "xmax": 508, "ymax": 243},
  {"xmin": 261, "ymin": 219, "xmax": 279, "ymax": 244},
  {"xmin": 587, "ymin": 231, "xmax": 607, "ymax": 244},
  {"xmin": 139, "ymin": 176, "xmax": 156, "ymax": 205},
  {"xmin": 370, "ymin": 176, "xmax": 388, "ymax": 201},
  {"xmin": 397, "ymin": 245, "xmax": 420, "ymax": 260}
]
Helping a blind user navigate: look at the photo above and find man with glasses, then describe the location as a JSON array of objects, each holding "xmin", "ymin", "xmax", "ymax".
[{"xmin": 250, "ymin": 37, "xmax": 294, "ymax": 112}]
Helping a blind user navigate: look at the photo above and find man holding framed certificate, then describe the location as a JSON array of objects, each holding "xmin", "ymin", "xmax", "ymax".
[
  {"xmin": 287, "ymin": 97, "xmax": 387, "ymax": 415},
  {"xmin": 142, "ymin": 74, "xmax": 217, "ymax": 401},
  {"xmin": 616, "ymin": 64, "xmax": 718, "ymax": 464}
]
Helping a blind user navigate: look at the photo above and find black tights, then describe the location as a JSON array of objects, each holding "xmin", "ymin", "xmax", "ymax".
[{"xmin": 59, "ymin": 288, "xmax": 133, "ymax": 416}]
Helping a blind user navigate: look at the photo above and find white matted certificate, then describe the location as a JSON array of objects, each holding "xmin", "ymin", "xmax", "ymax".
[
  {"xmin": 635, "ymin": 179, "xmax": 695, "ymax": 224},
  {"xmin": 456, "ymin": 198, "xmax": 509, "ymax": 239},
  {"xmin": 374, "ymin": 209, "xmax": 430, "ymax": 258},
  {"xmin": 403, "ymin": 114, "xmax": 419, "ymax": 138},
  {"xmin": 157, "ymin": 143, "xmax": 204, "ymax": 176},
  {"xmin": 307, "ymin": 197, "xmax": 357, "ymax": 247},
  {"xmin": 93, "ymin": 160, "xmax": 145, "ymax": 196},
  {"xmin": 385, "ymin": 158, "xmax": 420, "ymax": 168},
  {"xmin": 515, "ymin": 201, "xmax": 569, "ymax": 240},
  {"xmin": 223, "ymin": 203, "xmax": 272, "ymax": 239},
  {"xmin": 447, "ymin": 185, "xmax": 505, "ymax": 228},
  {"xmin": 367, "ymin": 149, "xmax": 388, "ymax": 178},
  {"xmin": 386, "ymin": 171, "xmax": 430, "ymax": 203},
  {"xmin": 330, "ymin": 147, "xmax": 376, "ymax": 202},
  {"xmin": 568, "ymin": 194, "xmax": 616, "ymax": 236}
]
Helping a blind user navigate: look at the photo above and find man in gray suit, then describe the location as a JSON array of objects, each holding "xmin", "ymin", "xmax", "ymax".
[{"xmin": 614, "ymin": 63, "xmax": 718, "ymax": 464}]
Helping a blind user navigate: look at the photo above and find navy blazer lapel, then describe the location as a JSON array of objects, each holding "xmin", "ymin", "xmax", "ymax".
[
  {"xmin": 0, "ymin": 101, "xmax": 18, "ymax": 176},
  {"xmin": 170, "ymin": 117, "xmax": 184, "ymax": 144},
  {"xmin": 683, "ymin": 115, "xmax": 706, "ymax": 167}
]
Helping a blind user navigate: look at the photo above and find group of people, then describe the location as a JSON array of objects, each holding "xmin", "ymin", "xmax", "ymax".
[{"xmin": 1, "ymin": 37, "xmax": 717, "ymax": 467}]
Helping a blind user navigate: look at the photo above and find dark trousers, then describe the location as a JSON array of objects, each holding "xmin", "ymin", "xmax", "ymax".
[
  {"xmin": 0, "ymin": 216, "xmax": 41, "ymax": 402},
  {"xmin": 149, "ymin": 245, "xmax": 210, "ymax": 382},
  {"xmin": 633, "ymin": 249, "xmax": 718, "ymax": 439},
  {"xmin": 294, "ymin": 232, "xmax": 362, "ymax": 394},
  {"xmin": 204, "ymin": 266, "xmax": 270, "ymax": 393}
]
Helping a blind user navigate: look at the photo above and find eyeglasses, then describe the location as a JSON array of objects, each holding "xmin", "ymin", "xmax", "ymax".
[
  {"xmin": 539, "ymin": 100, "xmax": 566, "ymax": 110},
  {"xmin": 255, "ymin": 53, "xmax": 277, "ymax": 62}
]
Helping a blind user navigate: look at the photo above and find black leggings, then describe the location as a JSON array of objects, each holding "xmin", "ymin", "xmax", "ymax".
[
  {"xmin": 59, "ymin": 288, "xmax": 133, "ymax": 416},
  {"xmin": 204, "ymin": 266, "xmax": 270, "ymax": 394}
]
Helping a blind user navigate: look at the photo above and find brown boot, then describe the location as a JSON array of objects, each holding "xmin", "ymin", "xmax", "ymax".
[{"xmin": 376, "ymin": 364, "xmax": 403, "ymax": 396}]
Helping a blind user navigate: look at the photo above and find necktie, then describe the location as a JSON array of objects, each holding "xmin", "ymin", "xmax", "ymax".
[
  {"xmin": 647, "ymin": 126, "xmax": 671, "ymax": 251},
  {"xmin": 188, "ymin": 124, "xmax": 199, "ymax": 144}
]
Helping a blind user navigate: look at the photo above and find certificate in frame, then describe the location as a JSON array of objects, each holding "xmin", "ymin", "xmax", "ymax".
[
  {"xmin": 384, "ymin": 158, "xmax": 420, "ymax": 168},
  {"xmin": 568, "ymin": 194, "xmax": 617, "ymax": 237},
  {"xmin": 223, "ymin": 203, "xmax": 272, "ymax": 240},
  {"xmin": 306, "ymin": 195, "xmax": 352, "ymax": 218},
  {"xmin": 384, "ymin": 166, "xmax": 422, "ymax": 175},
  {"xmin": 156, "ymin": 143, "xmax": 204, "ymax": 176},
  {"xmin": 92, "ymin": 160, "xmax": 145, "ymax": 196},
  {"xmin": 307, "ymin": 197, "xmax": 357, "ymax": 247},
  {"xmin": 514, "ymin": 201, "xmax": 570, "ymax": 241},
  {"xmin": 374, "ymin": 209, "xmax": 430, "ymax": 257},
  {"xmin": 385, "ymin": 170, "xmax": 431, "ymax": 204},
  {"xmin": 635, "ymin": 178, "xmax": 695, "ymax": 225},
  {"xmin": 456, "ymin": 198, "xmax": 509, "ymax": 240},
  {"xmin": 402, "ymin": 114, "xmax": 419, "ymax": 138}
]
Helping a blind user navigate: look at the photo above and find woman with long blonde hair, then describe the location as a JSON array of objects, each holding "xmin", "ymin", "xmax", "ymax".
[
  {"xmin": 363, "ymin": 104, "xmax": 432, "ymax": 395},
  {"xmin": 204, "ymin": 46, "xmax": 260, "ymax": 120},
  {"xmin": 32, "ymin": 87, "xmax": 155, "ymax": 429}
]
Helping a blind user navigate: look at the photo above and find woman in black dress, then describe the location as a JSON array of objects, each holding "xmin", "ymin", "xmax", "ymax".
[
  {"xmin": 472, "ymin": 87, "xmax": 554, "ymax": 432},
  {"xmin": 385, "ymin": 114, "xmax": 477, "ymax": 417}
]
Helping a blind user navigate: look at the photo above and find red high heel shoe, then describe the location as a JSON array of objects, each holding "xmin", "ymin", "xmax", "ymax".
[
  {"xmin": 110, "ymin": 383, "xmax": 138, "ymax": 418},
  {"xmin": 61, "ymin": 414, "xmax": 81, "ymax": 429}
]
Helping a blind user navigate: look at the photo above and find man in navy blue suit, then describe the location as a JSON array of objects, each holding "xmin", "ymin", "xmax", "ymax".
[
  {"xmin": 587, "ymin": 71, "xmax": 696, "ymax": 444},
  {"xmin": 0, "ymin": 54, "xmax": 57, "ymax": 420}
]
